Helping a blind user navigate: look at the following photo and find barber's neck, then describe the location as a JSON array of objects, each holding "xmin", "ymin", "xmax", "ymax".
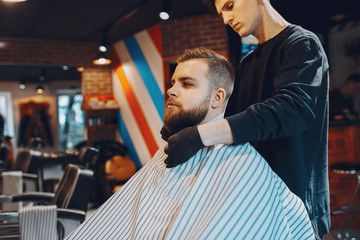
[{"xmin": 255, "ymin": 1, "xmax": 290, "ymax": 44}]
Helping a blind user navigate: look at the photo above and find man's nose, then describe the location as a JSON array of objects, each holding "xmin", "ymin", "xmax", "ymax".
[
  {"xmin": 222, "ymin": 13, "xmax": 233, "ymax": 26},
  {"xmin": 167, "ymin": 84, "xmax": 178, "ymax": 97}
]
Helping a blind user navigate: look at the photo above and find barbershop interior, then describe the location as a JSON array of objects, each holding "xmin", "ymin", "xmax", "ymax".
[{"xmin": 0, "ymin": 0, "xmax": 360, "ymax": 239}]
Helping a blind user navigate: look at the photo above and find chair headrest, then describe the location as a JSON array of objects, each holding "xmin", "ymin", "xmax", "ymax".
[{"xmin": 52, "ymin": 164, "xmax": 94, "ymax": 212}]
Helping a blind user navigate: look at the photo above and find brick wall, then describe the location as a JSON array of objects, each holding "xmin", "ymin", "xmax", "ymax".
[
  {"xmin": 161, "ymin": 14, "xmax": 228, "ymax": 59},
  {"xmin": 0, "ymin": 37, "xmax": 98, "ymax": 67},
  {"xmin": 81, "ymin": 68, "xmax": 113, "ymax": 95},
  {"xmin": 0, "ymin": 37, "xmax": 113, "ymax": 95}
]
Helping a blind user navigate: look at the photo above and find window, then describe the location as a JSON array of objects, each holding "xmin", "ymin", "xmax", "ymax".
[
  {"xmin": 241, "ymin": 35, "xmax": 258, "ymax": 59},
  {"xmin": 0, "ymin": 92, "xmax": 15, "ymax": 138},
  {"xmin": 241, "ymin": 43, "xmax": 258, "ymax": 58},
  {"xmin": 57, "ymin": 90, "xmax": 84, "ymax": 150}
]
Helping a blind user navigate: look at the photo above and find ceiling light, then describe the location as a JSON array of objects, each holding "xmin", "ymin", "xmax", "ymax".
[
  {"xmin": 36, "ymin": 86, "xmax": 44, "ymax": 94},
  {"xmin": 77, "ymin": 66, "xmax": 85, "ymax": 72},
  {"xmin": 99, "ymin": 45, "xmax": 107, "ymax": 52},
  {"xmin": 159, "ymin": 12, "xmax": 169, "ymax": 20},
  {"xmin": 159, "ymin": 0, "xmax": 173, "ymax": 20},
  {"xmin": 93, "ymin": 34, "xmax": 112, "ymax": 66},
  {"xmin": 19, "ymin": 81, "xmax": 26, "ymax": 90},
  {"xmin": 93, "ymin": 52, "xmax": 112, "ymax": 65}
]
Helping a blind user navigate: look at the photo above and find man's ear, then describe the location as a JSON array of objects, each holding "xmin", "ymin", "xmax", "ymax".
[{"xmin": 211, "ymin": 88, "xmax": 226, "ymax": 109}]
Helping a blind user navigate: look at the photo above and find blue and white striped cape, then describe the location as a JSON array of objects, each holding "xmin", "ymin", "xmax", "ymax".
[{"xmin": 66, "ymin": 143, "xmax": 315, "ymax": 240}]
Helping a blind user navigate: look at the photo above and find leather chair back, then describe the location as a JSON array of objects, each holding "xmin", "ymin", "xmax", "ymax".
[
  {"xmin": 12, "ymin": 150, "xmax": 32, "ymax": 172},
  {"xmin": 78, "ymin": 146, "xmax": 99, "ymax": 168},
  {"xmin": 52, "ymin": 164, "xmax": 94, "ymax": 212}
]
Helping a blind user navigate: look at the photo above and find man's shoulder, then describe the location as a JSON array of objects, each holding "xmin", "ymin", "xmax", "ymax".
[
  {"xmin": 213, "ymin": 143, "xmax": 262, "ymax": 161},
  {"xmin": 282, "ymin": 25, "xmax": 323, "ymax": 49},
  {"xmin": 283, "ymin": 25, "xmax": 317, "ymax": 39}
]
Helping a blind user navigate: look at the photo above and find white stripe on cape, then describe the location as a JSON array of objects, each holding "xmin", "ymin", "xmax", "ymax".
[{"xmin": 66, "ymin": 143, "xmax": 315, "ymax": 240}]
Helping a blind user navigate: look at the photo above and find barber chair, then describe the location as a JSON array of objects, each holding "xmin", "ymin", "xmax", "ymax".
[
  {"xmin": 76, "ymin": 146, "xmax": 99, "ymax": 208},
  {"xmin": 0, "ymin": 207, "xmax": 85, "ymax": 240},
  {"xmin": 38, "ymin": 146, "xmax": 98, "ymax": 193},
  {"xmin": 11, "ymin": 150, "xmax": 32, "ymax": 173},
  {"xmin": 77, "ymin": 146, "xmax": 99, "ymax": 169},
  {"xmin": 0, "ymin": 164, "xmax": 93, "ymax": 239},
  {"xmin": 0, "ymin": 164, "xmax": 94, "ymax": 212},
  {"xmin": 330, "ymin": 162, "xmax": 360, "ymax": 239},
  {"xmin": 0, "ymin": 150, "xmax": 38, "ymax": 195}
]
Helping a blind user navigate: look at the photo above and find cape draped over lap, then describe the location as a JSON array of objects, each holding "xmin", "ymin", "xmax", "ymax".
[{"xmin": 66, "ymin": 143, "xmax": 315, "ymax": 240}]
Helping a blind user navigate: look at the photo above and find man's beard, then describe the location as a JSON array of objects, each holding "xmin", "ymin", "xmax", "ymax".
[{"xmin": 163, "ymin": 97, "xmax": 210, "ymax": 135}]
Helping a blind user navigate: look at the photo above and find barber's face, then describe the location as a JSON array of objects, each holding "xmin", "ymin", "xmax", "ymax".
[
  {"xmin": 215, "ymin": 0, "xmax": 261, "ymax": 38},
  {"xmin": 163, "ymin": 60, "xmax": 211, "ymax": 133}
]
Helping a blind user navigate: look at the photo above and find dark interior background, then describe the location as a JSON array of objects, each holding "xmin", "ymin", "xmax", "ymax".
[{"xmin": 0, "ymin": 0, "xmax": 359, "ymax": 81}]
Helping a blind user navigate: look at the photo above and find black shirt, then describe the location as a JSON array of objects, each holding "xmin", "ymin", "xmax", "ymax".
[{"xmin": 225, "ymin": 25, "xmax": 330, "ymax": 237}]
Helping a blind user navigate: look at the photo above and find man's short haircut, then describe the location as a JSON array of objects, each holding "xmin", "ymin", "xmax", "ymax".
[
  {"xmin": 177, "ymin": 47, "xmax": 235, "ymax": 101},
  {"xmin": 202, "ymin": 0, "xmax": 271, "ymax": 12}
]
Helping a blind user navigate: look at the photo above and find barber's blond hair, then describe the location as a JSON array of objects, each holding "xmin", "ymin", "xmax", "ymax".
[{"xmin": 177, "ymin": 47, "xmax": 234, "ymax": 101}]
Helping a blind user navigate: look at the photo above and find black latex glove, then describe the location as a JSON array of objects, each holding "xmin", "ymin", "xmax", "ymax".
[
  {"xmin": 164, "ymin": 126, "xmax": 205, "ymax": 168},
  {"xmin": 160, "ymin": 125, "xmax": 173, "ymax": 141}
]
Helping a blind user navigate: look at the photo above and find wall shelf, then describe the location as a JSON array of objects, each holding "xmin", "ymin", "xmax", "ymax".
[
  {"xmin": 82, "ymin": 94, "xmax": 119, "ymax": 111},
  {"xmin": 82, "ymin": 94, "xmax": 119, "ymax": 145}
]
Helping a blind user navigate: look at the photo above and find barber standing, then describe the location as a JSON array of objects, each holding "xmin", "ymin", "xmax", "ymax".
[{"xmin": 161, "ymin": 0, "xmax": 330, "ymax": 239}]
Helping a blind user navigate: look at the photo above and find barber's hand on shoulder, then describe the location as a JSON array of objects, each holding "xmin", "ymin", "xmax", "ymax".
[{"xmin": 163, "ymin": 126, "xmax": 205, "ymax": 168}]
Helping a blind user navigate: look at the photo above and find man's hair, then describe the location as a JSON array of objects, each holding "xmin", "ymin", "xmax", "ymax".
[
  {"xmin": 177, "ymin": 47, "xmax": 235, "ymax": 102},
  {"xmin": 202, "ymin": 0, "xmax": 271, "ymax": 12}
]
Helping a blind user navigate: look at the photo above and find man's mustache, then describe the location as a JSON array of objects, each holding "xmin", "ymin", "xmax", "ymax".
[{"xmin": 166, "ymin": 99, "xmax": 181, "ymax": 108}]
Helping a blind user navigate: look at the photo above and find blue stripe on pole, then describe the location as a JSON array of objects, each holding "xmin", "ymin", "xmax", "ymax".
[
  {"xmin": 124, "ymin": 37, "xmax": 164, "ymax": 119},
  {"xmin": 116, "ymin": 111, "xmax": 142, "ymax": 169}
]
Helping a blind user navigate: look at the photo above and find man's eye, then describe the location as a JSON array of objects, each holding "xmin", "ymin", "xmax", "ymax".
[
  {"xmin": 225, "ymin": 2, "xmax": 233, "ymax": 10},
  {"xmin": 183, "ymin": 82, "xmax": 193, "ymax": 86}
]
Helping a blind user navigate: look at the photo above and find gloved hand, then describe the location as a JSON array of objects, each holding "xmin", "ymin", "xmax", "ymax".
[
  {"xmin": 160, "ymin": 125, "xmax": 173, "ymax": 141},
  {"xmin": 164, "ymin": 126, "xmax": 205, "ymax": 168}
]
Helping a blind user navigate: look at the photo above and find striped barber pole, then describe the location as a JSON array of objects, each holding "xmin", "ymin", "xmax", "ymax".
[{"xmin": 112, "ymin": 25, "xmax": 166, "ymax": 168}]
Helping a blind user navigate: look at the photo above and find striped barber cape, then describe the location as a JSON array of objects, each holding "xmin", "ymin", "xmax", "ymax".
[{"xmin": 66, "ymin": 143, "xmax": 315, "ymax": 240}]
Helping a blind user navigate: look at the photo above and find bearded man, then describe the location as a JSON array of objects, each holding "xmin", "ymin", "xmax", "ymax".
[{"xmin": 66, "ymin": 47, "xmax": 315, "ymax": 240}]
